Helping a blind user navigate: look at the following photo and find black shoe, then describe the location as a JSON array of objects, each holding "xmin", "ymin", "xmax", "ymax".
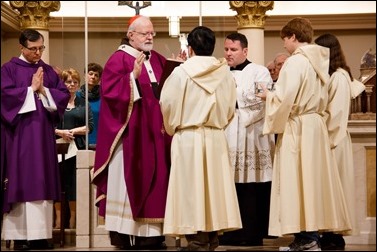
[
  {"xmin": 320, "ymin": 233, "xmax": 345, "ymax": 250},
  {"xmin": 134, "ymin": 236, "xmax": 167, "ymax": 250},
  {"xmin": 280, "ymin": 238, "xmax": 321, "ymax": 251},
  {"xmin": 29, "ymin": 239, "xmax": 54, "ymax": 250},
  {"xmin": 13, "ymin": 240, "xmax": 31, "ymax": 250},
  {"xmin": 109, "ymin": 231, "xmax": 131, "ymax": 249}
]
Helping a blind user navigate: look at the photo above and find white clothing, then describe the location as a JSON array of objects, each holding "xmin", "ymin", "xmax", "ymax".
[
  {"xmin": 225, "ymin": 62, "xmax": 275, "ymax": 183},
  {"xmin": 264, "ymin": 45, "xmax": 351, "ymax": 236},
  {"xmin": 160, "ymin": 56, "xmax": 242, "ymax": 236},
  {"xmin": 2, "ymin": 200, "xmax": 53, "ymax": 240},
  {"xmin": 105, "ymin": 142, "xmax": 163, "ymax": 236},
  {"xmin": 324, "ymin": 68, "xmax": 365, "ymax": 235}
]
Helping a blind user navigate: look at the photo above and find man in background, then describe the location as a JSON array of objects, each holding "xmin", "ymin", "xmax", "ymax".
[
  {"xmin": 220, "ymin": 32, "xmax": 275, "ymax": 247},
  {"xmin": 273, "ymin": 52, "xmax": 289, "ymax": 80}
]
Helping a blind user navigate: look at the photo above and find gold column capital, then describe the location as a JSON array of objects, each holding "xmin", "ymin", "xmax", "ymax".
[
  {"xmin": 229, "ymin": 1, "xmax": 274, "ymax": 29},
  {"xmin": 10, "ymin": 1, "xmax": 60, "ymax": 30}
]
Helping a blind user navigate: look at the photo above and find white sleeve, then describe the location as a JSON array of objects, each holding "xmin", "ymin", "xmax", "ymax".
[
  {"xmin": 130, "ymin": 72, "xmax": 141, "ymax": 102},
  {"xmin": 18, "ymin": 87, "xmax": 37, "ymax": 114},
  {"xmin": 40, "ymin": 87, "xmax": 57, "ymax": 112}
]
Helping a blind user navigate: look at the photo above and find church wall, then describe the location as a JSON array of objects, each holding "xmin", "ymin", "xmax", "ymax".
[
  {"xmin": 2, "ymin": 12, "xmax": 376, "ymax": 82},
  {"xmin": 1, "ymin": 29, "xmax": 375, "ymax": 83}
]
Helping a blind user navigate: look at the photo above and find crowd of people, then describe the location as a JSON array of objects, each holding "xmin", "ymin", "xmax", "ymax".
[{"xmin": 1, "ymin": 14, "xmax": 365, "ymax": 251}]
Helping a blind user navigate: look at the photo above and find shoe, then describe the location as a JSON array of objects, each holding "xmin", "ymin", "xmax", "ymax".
[
  {"xmin": 279, "ymin": 239, "xmax": 321, "ymax": 251},
  {"xmin": 320, "ymin": 233, "xmax": 345, "ymax": 250},
  {"xmin": 29, "ymin": 239, "xmax": 54, "ymax": 250},
  {"xmin": 13, "ymin": 240, "xmax": 31, "ymax": 250},
  {"xmin": 134, "ymin": 236, "xmax": 167, "ymax": 250}
]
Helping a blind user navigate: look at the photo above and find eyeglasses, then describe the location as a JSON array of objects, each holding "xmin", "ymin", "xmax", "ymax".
[
  {"xmin": 24, "ymin": 45, "xmax": 46, "ymax": 53},
  {"xmin": 134, "ymin": 31, "xmax": 156, "ymax": 38}
]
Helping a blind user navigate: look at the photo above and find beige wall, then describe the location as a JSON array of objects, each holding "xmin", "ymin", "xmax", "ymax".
[
  {"xmin": 2, "ymin": 29, "xmax": 375, "ymax": 82},
  {"xmin": 1, "ymin": 12, "xmax": 376, "ymax": 81},
  {"xmin": 2, "ymin": 31, "xmax": 375, "ymax": 84}
]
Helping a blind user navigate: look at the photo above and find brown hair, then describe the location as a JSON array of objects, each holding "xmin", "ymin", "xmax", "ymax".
[
  {"xmin": 315, "ymin": 33, "xmax": 353, "ymax": 80},
  {"xmin": 87, "ymin": 63, "xmax": 103, "ymax": 77},
  {"xmin": 280, "ymin": 17, "xmax": 313, "ymax": 43}
]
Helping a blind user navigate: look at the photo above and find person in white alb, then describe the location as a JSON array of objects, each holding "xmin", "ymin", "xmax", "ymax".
[
  {"xmin": 257, "ymin": 17, "xmax": 351, "ymax": 251},
  {"xmin": 315, "ymin": 33, "xmax": 365, "ymax": 251}
]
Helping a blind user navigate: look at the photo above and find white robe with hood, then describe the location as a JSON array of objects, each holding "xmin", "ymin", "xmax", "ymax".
[
  {"xmin": 160, "ymin": 56, "xmax": 242, "ymax": 236},
  {"xmin": 324, "ymin": 68, "xmax": 365, "ymax": 236},
  {"xmin": 263, "ymin": 44, "xmax": 351, "ymax": 236}
]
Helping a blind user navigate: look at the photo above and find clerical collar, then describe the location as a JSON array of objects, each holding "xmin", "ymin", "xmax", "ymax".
[
  {"xmin": 19, "ymin": 54, "xmax": 39, "ymax": 64},
  {"xmin": 230, "ymin": 59, "xmax": 251, "ymax": 71},
  {"xmin": 144, "ymin": 51, "xmax": 150, "ymax": 60}
]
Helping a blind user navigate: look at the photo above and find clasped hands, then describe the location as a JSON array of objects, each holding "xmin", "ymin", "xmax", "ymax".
[
  {"xmin": 56, "ymin": 129, "xmax": 75, "ymax": 142},
  {"xmin": 31, "ymin": 66, "xmax": 47, "ymax": 98}
]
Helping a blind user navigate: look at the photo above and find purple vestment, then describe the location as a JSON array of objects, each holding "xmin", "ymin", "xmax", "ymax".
[
  {"xmin": 92, "ymin": 48, "xmax": 172, "ymax": 222},
  {"xmin": 1, "ymin": 57, "xmax": 70, "ymax": 213}
]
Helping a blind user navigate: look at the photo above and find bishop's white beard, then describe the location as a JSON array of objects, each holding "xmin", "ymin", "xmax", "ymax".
[{"xmin": 139, "ymin": 42, "xmax": 153, "ymax": 52}]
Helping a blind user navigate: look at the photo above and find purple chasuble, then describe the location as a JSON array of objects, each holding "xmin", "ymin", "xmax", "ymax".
[
  {"xmin": 92, "ymin": 48, "xmax": 172, "ymax": 221},
  {"xmin": 1, "ymin": 57, "xmax": 70, "ymax": 213}
]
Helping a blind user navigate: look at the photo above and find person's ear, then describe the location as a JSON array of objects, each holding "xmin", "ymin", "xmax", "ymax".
[
  {"xmin": 243, "ymin": 47, "xmax": 248, "ymax": 56},
  {"xmin": 127, "ymin": 31, "xmax": 133, "ymax": 41},
  {"xmin": 189, "ymin": 46, "xmax": 195, "ymax": 57}
]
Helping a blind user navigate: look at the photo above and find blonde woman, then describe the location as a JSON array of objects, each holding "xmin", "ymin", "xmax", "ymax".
[{"xmin": 54, "ymin": 68, "xmax": 94, "ymax": 229}]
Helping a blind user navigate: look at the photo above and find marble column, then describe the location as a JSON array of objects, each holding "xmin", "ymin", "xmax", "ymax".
[
  {"xmin": 9, "ymin": 1, "xmax": 60, "ymax": 64},
  {"xmin": 229, "ymin": 1, "xmax": 274, "ymax": 65}
]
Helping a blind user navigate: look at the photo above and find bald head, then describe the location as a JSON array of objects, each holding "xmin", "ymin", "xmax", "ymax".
[
  {"xmin": 266, "ymin": 61, "xmax": 278, "ymax": 82},
  {"xmin": 274, "ymin": 53, "xmax": 289, "ymax": 79}
]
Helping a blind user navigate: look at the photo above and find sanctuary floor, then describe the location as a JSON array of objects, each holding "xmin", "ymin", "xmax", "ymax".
[{"xmin": 2, "ymin": 236, "xmax": 376, "ymax": 251}]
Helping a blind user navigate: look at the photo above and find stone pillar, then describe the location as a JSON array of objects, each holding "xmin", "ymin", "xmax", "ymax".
[
  {"xmin": 9, "ymin": 1, "xmax": 60, "ymax": 64},
  {"xmin": 229, "ymin": 1, "xmax": 274, "ymax": 65}
]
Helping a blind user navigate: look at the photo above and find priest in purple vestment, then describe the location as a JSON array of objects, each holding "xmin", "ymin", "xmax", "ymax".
[
  {"xmin": 1, "ymin": 29, "xmax": 70, "ymax": 250},
  {"xmin": 92, "ymin": 15, "xmax": 172, "ymax": 250}
]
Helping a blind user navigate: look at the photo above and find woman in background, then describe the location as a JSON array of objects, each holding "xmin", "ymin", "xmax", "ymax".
[
  {"xmin": 55, "ymin": 68, "xmax": 94, "ymax": 229},
  {"xmin": 77, "ymin": 62, "xmax": 103, "ymax": 149}
]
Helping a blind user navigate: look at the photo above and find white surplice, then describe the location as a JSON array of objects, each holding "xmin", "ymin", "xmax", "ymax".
[{"xmin": 225, "ymin": 62, "xmax": 275, "ymax": 183}]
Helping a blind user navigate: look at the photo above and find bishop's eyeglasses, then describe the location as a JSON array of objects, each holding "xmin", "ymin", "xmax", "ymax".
[{"xmin": 134, "ymin": 31, "xmax": 156, "ymax": 38}]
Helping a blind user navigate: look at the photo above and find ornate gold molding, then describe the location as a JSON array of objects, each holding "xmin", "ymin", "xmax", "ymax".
[
  {"xmin": 1, "ymin": 2, "xmax": 375, "ymax": 33},
  {"xmin": 229, "ymin": 1, "xmax": 274, "ymax": 29},
  {"xmin": 9, "ymin": 1, "xmax": 60, "ymax": 30}
]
